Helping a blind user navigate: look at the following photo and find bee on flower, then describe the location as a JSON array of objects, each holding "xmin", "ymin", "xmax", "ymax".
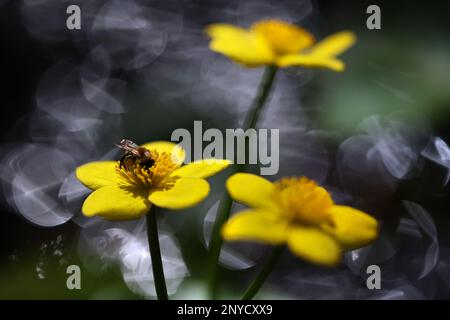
[{"xmin": 76, "ymin": 140, "xmax": 231, "ymax": 220}]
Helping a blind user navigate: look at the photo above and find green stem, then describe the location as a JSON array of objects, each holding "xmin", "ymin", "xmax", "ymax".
[
  {"xmin": 207, "ymin": 66, "xmax": 278, "ymax": 298},
  {"xmin": 146, "ymin": 207, "xmax": 169, "ymax": 300},
  {"xmin": 207, "ymin": 191, "xmax": 234, "ymax": 299},
  {"xmin": 242, "ymin": 65, "xmax": 278, "ymax": 131},
  {"xmin": 241, "ymin": 245, "xmax": 284, "ymax": 300}
]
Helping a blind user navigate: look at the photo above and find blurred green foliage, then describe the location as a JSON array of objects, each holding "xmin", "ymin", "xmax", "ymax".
[{"xmin": 317, "ymin": 35, "xmax": 450, "ymax": 133}]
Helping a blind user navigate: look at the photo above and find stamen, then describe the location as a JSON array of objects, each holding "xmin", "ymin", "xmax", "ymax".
[
  {"xmin": 251, "ymin": 19, "xmax": 315, "ymax": 56},
  {"xmin": 274, "ymin": 177, "xmax": 333, "ymax": 225}
]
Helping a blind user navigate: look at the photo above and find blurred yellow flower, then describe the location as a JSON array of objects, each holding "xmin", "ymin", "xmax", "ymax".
[
  {"xmin": 76, "ymin": 141, "xmax": 230, "ymax": 220},
  {"xmin": 206, "ymin": 19, "xmax": 356, "ymax": 71},
  {"xmin": 222, "ymin": 173, "xmax": 378, "ymax": 266}
]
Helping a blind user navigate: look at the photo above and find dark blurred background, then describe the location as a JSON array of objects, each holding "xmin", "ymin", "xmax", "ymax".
[{"xmin": 1, "ymin": 0, "xmax": 450, "ymax": 299}]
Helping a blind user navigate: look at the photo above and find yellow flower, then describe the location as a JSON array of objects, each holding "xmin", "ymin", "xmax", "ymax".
[
  {"xmin": 76, "ymin": 141, "xmax": 230, "ymax": 220},
  {"xmin": 206, "ymin": 19, "xmax": 356, "ymax": 71},
  {"xmin": 222, "ymin": 173, "xmax": 378, "ymax": 266}
]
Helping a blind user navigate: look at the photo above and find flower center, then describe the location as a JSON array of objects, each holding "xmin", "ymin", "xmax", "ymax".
[
  {"xmin": 251, "ymin": 19, "xmax": 315, "ymax": 56},
  {"xmin": 274, "ymin": 177, "xmax": 333, "ymax": 225},
  {"xmin": 116, "ymin": 149, "xmax": 179, "ymax": 189}
]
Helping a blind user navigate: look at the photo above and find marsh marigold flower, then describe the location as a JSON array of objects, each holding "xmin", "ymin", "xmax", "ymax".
[
  {"xmin": 76, "ymin": 141, "xmax": 230, "ymax": 220},
  {"xmin": 206, "ymin": 19, "xmax": 356, "ymax": 71},
  {"xmin": 222, "ymin": 173, "xmax": 378, "ymax": 266}
]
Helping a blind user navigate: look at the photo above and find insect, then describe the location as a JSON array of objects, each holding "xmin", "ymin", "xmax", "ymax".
[{"xmin": 116, "ymin": 139, "xmax": 155, "ymax": 168}]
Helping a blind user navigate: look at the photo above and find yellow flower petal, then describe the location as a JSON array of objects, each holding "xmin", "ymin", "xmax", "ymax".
[
  {"xmin": 323, "ymin": 205, "xmax": 379, "ymax": 251},
  {"xmin": 148, "ymin": 177, "xmax": 209, "ymax": 210},
  {"xmin": 140, "ymin": 141, "xmax": 185, "ymax": 165},
  {"xmin": 277, "ymin": 54, "xmax": 345, "ymax": 71},
  {"xmin": 308, "ymin": 31, "xmax": 356, "ymax": 57},
  {"xmin": 170, "ymin": 159, "xmax": 231, "ymax": 179},
  {"xmin": 206, "ymin": 24, "xmax": 275, "ymax": 67},
  {"xmin": 222, "ymin": 209, "xmax": 289, "ymax": 244},
  {"xmin": 76, "ymin": 161, "xmax": 119, "ymax": 190},
  {"xmin": 287, "ymin": 226, "xmax": 342, "ymax": 267},
  {"xmin": 251, "ymin": 19, "xmax": 315, "ymax": 55},
  {"xmin": 82, "ymin": 185, "xmax": 151, "ymax": 220},
  {"xmin": 226, "ymin": 173, "xmax": 280, "ymax": 212}
]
